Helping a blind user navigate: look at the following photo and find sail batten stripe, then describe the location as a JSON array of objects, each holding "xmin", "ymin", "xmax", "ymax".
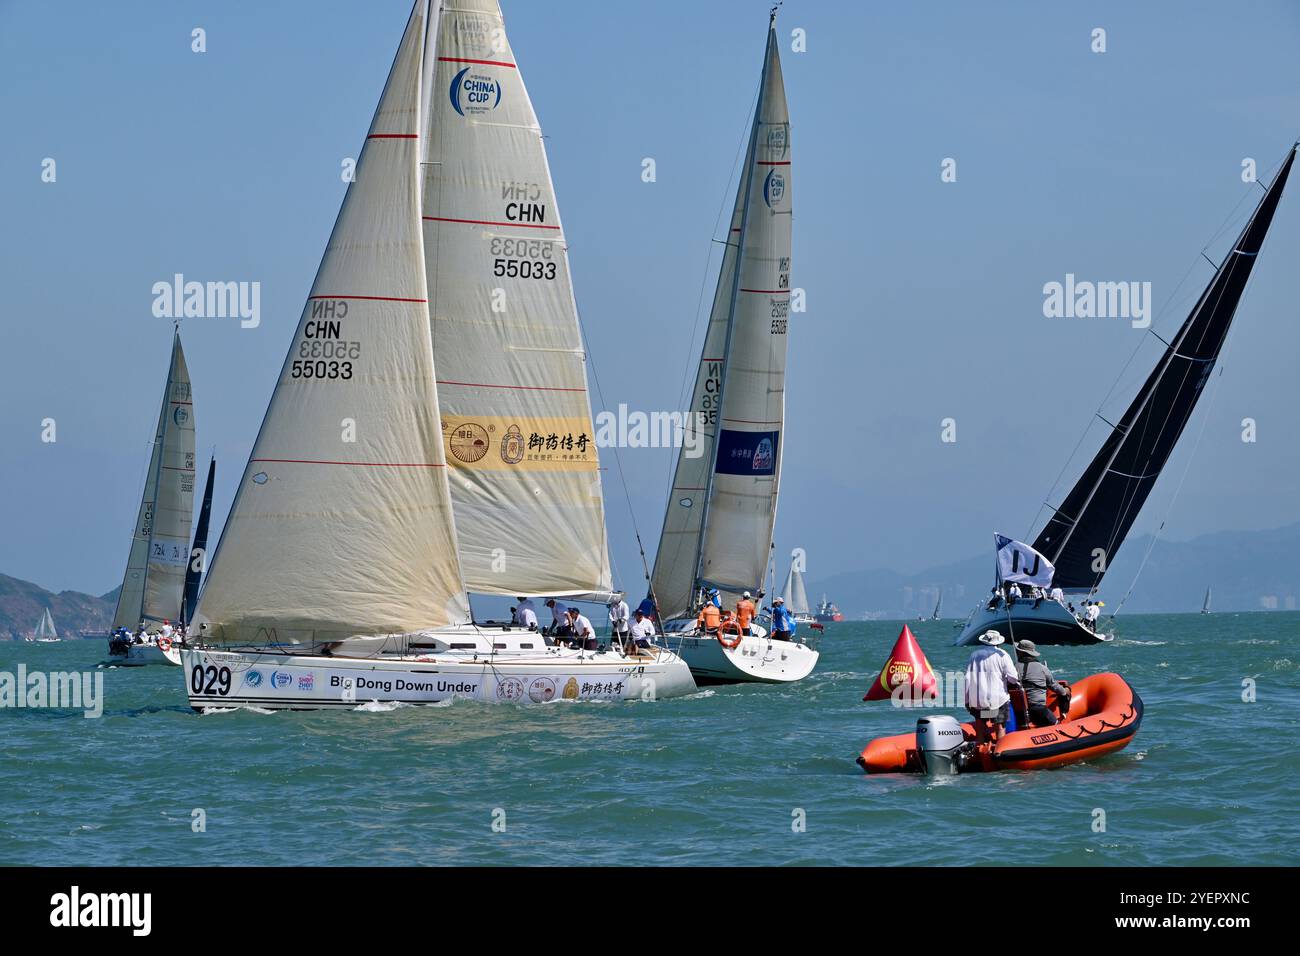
[
  {"xmin": 739, "ymin": 288, "xmax": 790, "ymax": 295},
  {"xmin": 436, "ymin": 379, "xmax": 586, "ymax": 392},
  {"xmin": 423, "ymin": 215, "xmax": 560, "ymax": 231},
  {"xmin": 250, "ymin": 458, "xmax": 445, "ymax": 468},
  {"xmin": 366, "ymin": 133, "xmax": 418, "ymax": 139},
  {"xmin": 756, "ymin": 161, "xmax": 791, "ymax": 166}
]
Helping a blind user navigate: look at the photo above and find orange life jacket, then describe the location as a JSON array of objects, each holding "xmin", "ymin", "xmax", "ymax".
[
  {"xmin": 735, "ymin": 599, "xmax": 755, "ymax": 628},
  {"xmin": 697, "ymin": 604, "xmax": 721, "ymax": 630}
]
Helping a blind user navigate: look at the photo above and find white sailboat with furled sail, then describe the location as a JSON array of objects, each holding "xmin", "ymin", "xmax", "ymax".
[
  {"xmin": 647, "ymin": 11, "xmax": 818, "ymax": 685},
  {"xmin": 182, "ymin": 0, "xmax": 693, "ymax": 709},
  {"xmin": 33, "ymin": 608, "xmax": 59, "ymax": 643},
  {"xmin": 956, "ymin": 145, "xmax": 1296, "ymax": 646},
  {"xmin": 106, "ymin": 329, "xmax": 195, "ymax": 665}
]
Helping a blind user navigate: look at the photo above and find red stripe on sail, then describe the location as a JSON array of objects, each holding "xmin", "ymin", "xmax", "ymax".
[
  {"xmin": 251, "ymin": 458, "xmax": 446, "ymax": 468},
  {"xmin": 439, "ymin": 57, "xmax": 517, "ymax": 68},
  {"xmin": 306, "ymin": 295, "xmax": 427, "ymax": 303}
]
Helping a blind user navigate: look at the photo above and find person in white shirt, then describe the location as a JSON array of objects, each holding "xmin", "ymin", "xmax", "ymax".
[
  {"xmin": 159, "ymin": 620, "xmax": 174, "ymax": 641},
  {"xmin": 1049, "ymin": 586, "xmax": 1065, "ymax": 604},
  {"xmin": 964, "ymin": 630, "xmax": 1022, "ymax": 743},
  {"xmin": 1008, "ymin": 583, "xmax": 1023, "ymax": 606},
  {"xmin": 1084, "ymin": 601, "xmax": 1101, "ymax": 631},
  {"xmin": 516, "ymin": 604, "xmax": 538, "ymax": 630},
  {"xmin": 629, "ymin": 609, "xmax": 656, "ymax": 649},
  {"xmin": 513, "ymin": 596, "xmax": 537, "ymax": 626},
  {"xmin": 566, "ymin": 607, "xmax": 596, "ymax": 651},
  {"xmin": 544, "ymin": 599, "xmax": 570, "ymax": 638},
  {"xmin": 607, "ymin": 594, "xmax": 630, "ymax": 647}
]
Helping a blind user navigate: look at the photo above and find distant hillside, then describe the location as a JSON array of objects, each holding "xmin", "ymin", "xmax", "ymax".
[
  {"xmin": 807, "ymin": 523, "xmax": 1300, "ymax": 619},
  {"xmin": 0, "ymin": 574, "xmax": 116, "ymax": 640}
]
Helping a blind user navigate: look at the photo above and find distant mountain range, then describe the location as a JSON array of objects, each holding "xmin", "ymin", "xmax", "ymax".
[
  {"xmin": 0, "ymin": 575, "xmax": 118, "ymax": 640},
  {"xmin": 4, "ymin": 522, "xmax": 1297, "ymax": 636},
  {"xmin": 806, "ymin": 523, "xmax": 1300, "ymax": 619}
]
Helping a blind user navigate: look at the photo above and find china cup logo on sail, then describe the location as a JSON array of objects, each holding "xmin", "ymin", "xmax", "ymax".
[
  {"xmin": 450, "ymin": 67, "xmax": 502, "ymax": 116},
  {"xmin": 752, "ymin": 437, "xmax": 774, "ymax": 471},
  {"xmin": 763, "ymin": 169, "xmax": 786, "ymax": 208},
  {"xmin": 173, "ymin": 406, "xmax": 189, "ymax": 426}
]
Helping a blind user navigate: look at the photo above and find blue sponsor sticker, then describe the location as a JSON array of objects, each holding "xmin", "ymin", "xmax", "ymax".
[
  {"xmin": 450, "ymin": 67, "xmax": 502, "ymax": 116},
  {"xmin": 715, "ymin": 429, "xmax": 779, "ymax": 476},
  {"xmin": 763, "ymin": 168, "xmax": 785, "ymax": 207},
  {"xmin": 244, "ymin": 669, "xmax": 263, "ymax": 688}
]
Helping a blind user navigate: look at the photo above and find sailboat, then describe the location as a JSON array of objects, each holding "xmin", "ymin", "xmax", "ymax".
[
  {"xmin": 180, "ymin": 0, "xmax": 693, "ymax": 709},
  {"xmin": 930, "ymin": 590, "xmax": 942, "ymax": 621},
  {"xmin": 1201, "ymin": 587, "xmax": 1212, "ymax": 615},
  {"xmin": 180, "ymin": 455, "xmax": 216, "ymax": 628},
  {"xmin": 106, "ymin": 328, "xmax": 196, "ymax": 665},
  {"xmin": 956, "ymin": 145, "xmax": 1296, "ymax": 646},
  {"xmin": 33, "ymin": 608, "xmax": 59, "ymax": 643},
  {"xmin": 646, "ymin": 11, "xmax": 818, "ymax": 685},
  {"xmin": 781, "ymin": 555, "xmax": 815, "ymax": 625}
]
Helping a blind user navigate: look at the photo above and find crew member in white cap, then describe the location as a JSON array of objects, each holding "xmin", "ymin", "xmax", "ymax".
[
  {"xmin": 607, "ymin": 592, "xmax": 630, "ymax": 649},
  {"xmin": 964, "ymin": 630, "xmax": 1022, "ymax": 744}
]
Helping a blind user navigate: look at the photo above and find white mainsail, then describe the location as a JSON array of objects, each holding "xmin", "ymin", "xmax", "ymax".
[
  {"xmin": 782, "ymin": 563, "xmax": 810, "ymax": 616},
  {"xmin": 422, "ymin": 0, "xmax": 612, "ymax": 599},
  {"xmin": 652, "ymin": 23, "xmax": 792, "ymax": 617},
  {"xmin": 195, "ymin": 1, "xmax": 470, "ymax": 645},
  {"xmin": 34, "ymin": 608, "xmax": 58, "ymax": 641},
  {"xmin": 112, "ymin": 331, "xmax": 196, "ymax": 630}
]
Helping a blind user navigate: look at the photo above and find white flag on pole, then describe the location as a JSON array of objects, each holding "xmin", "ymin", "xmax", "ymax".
[{"xmin": 995, "ymin": 533, "xmax": 1054, "ymax": 587}]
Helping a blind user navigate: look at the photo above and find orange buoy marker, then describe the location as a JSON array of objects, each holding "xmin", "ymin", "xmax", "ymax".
[{"xmin": 863, "ymin": 624, "xmax": 937, "ymax": 701}]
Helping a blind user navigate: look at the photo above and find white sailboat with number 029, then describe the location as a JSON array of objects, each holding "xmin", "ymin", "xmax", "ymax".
[
  {"xmin": 182, "ymin": 0, "xmax": 693, "ymax": 709},
  {"xmin": 647, "ymin": 11, "xmax": 818, "ymax": 685}
]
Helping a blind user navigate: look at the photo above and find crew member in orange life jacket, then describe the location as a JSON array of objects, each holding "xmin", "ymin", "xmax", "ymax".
[
  {"xmin": 735, "ymin": 591, "xmax": 756, "ymax": 635},
  {"xmin": 697, "ymin": 601, "xmax": 721, "ymax": 632}
]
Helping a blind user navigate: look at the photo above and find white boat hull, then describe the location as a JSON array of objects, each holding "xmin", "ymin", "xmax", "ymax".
[
  {"xmin": 180, "ymin": 644, "xmax": 696, "ymax": 710},
  {"xmin": 661, "ymin": 621, "xmax": 819, "ymax": 684},
  {"xmin": 111, "ymin": 642, "xmax": 183, "ymax": 667},
  {"xmin": 953, "ymin": 600, "xmax": 1111, "ymax": 646}
]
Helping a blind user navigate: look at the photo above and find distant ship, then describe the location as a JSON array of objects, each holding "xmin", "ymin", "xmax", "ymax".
[{"xmin": 814, "ymin": 595, "xmax": 843, "ymax": 624}]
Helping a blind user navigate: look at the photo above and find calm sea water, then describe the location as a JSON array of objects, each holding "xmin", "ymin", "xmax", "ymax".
[{"xmin": 1, "ymin": 612, "xmax": 1296, "ymax": 866}]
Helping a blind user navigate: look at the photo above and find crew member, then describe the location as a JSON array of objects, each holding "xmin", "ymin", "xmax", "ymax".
[
  {"xmin": 636, "ymin": 595, "xmax": 658, "ymax": 623},
  {"xmin": 1007, "ymin": 582, "xmax": 1022, "ymax": 606},
  {"xmin": 629, "ymin": 609, "xmax": 656, "ymax": 650},
  {"xmin": 769, "ymin": 596, "xmax": 795, "ymax": 642},
  {"xmin": 567, "ymin": 606, "xmax": 597, "ymax": 651},
  {"xmin": 696, "ymin": 599, "xmax": 721, "ymax": 634},
  {"xmin": 1085, "ymin": 600, "xmax": 1101, "ymax": 632},
  {"xmin": 1049, "ymin": 585, "xmax": 1065, "ymax": 604},
  {"xmin": 1013, "ymin": 639, "xmax": 1070, "ymax": 727},
  {"xmin": 964, "ymin": 630, "xmax": 1022, "ymax": 744},
  {"xmin": 545, "ymin": 599, "xmax": 571, "ymax": 638},
  {"xmin": 735, "ymin": 590, "xmax": 756, "ymax": 635},
  {"xmin": 608, "ymin": 593, "xmax": 630, "ymax": 648},
  {"xmin": 516, "ymin": 601, "xmax": 539, "ymax": 630}
]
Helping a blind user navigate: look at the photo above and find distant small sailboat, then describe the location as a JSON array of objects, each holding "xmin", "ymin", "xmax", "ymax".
[
  {"xmin": 107, "ymin": 328, "xmax": 196, "ymax": 666},
  {"xmin": 955, "ymin": 145, "xmax": 1296, "ymax": 647},
  {"xmin": 648, "ymin": 10, "xmax": 818, "ymax": 685},
  {"xmin": 782, "ymin": 557, "xmax": 815, "ymax": 626},
  {"xmin": 33, "ymin": 608, "xmax": 59, "ymax": 643},
  {"xmin": 931, "ymin": 590, "xmax": 943, "ymax": 621},
  {"xmin": 1201, "ymin": 587, "xmax": 1212, "ymax": 615}
]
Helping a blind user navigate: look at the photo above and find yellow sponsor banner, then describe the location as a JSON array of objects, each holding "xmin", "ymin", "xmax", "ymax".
[{"xmin": 440, "ymin": 415, "xmax": 598, "ymax": 471}]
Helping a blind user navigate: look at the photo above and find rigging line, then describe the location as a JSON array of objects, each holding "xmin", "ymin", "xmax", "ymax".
[
  {"xmin": 661, "ymin": 83, "xmax": 764, "ymax": 501},
  {"xmin": 1109, "ymin": 227, "xmax": 1267, "ymax": 622},
  {"xmin": 1029, "ymin": 156, "xmax": 1280, "ymax": 551}
]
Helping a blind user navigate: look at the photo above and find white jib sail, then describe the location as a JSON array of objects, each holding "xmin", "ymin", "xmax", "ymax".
[
  {"xmin": 195, "ymin": 1, "xmax": 470, "ymax": 645},
  {"xmin": 652, "ymin": 24, "xmax": 792, "ymax": 617},
  {"xmin": 421, "ymin": 0, "xmax": 613, "ymax": 599},
  {"xmin": 782, "ymin": 564, "xmax": 810, "ymax": 616},
  {"xmin": 112, "ymin": 331, "xmax": 196, "ymax": 629},
  {"xmin": 35, "ymin": 609, "xmax": 57, "ymax": 640}
]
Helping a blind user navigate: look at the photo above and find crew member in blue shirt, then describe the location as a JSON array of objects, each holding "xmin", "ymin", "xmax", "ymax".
[{"xmin": 769, "ymin": 596, "xmax": 796, "ymax": 642}]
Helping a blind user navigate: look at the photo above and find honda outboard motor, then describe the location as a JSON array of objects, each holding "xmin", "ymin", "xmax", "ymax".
[{"xmin": 916, "ymin": 714, "xmax": 967, "ymax": 775}]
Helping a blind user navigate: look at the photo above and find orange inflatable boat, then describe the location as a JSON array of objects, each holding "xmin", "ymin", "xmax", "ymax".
[{"xmin": 857, "ymin": 672, "xmax": 1143, "ymax": 774}]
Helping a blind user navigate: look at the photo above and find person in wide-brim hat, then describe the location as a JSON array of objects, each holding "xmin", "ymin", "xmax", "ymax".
[
  {"xmin": 1014, "ymin": 638, "xmax": 1040, "ymax": 658},
  {"xmin": 977, "ymin": 630, "xmax": 1005, "ymax": 646}
]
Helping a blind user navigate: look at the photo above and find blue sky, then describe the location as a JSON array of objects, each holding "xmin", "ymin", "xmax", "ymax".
[{"xmin": 2, "ymin": 0, "xmax": 1299, "ymax": 605}]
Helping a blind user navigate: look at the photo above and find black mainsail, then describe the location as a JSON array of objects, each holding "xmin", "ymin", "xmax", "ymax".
[
  {"xmin": 181, "ymin": 455, "xmax": 215, "ymax": 626},
  {"xmin": 1035, "ymin": 146, "xmax": 1296, "ymax": 591}
]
